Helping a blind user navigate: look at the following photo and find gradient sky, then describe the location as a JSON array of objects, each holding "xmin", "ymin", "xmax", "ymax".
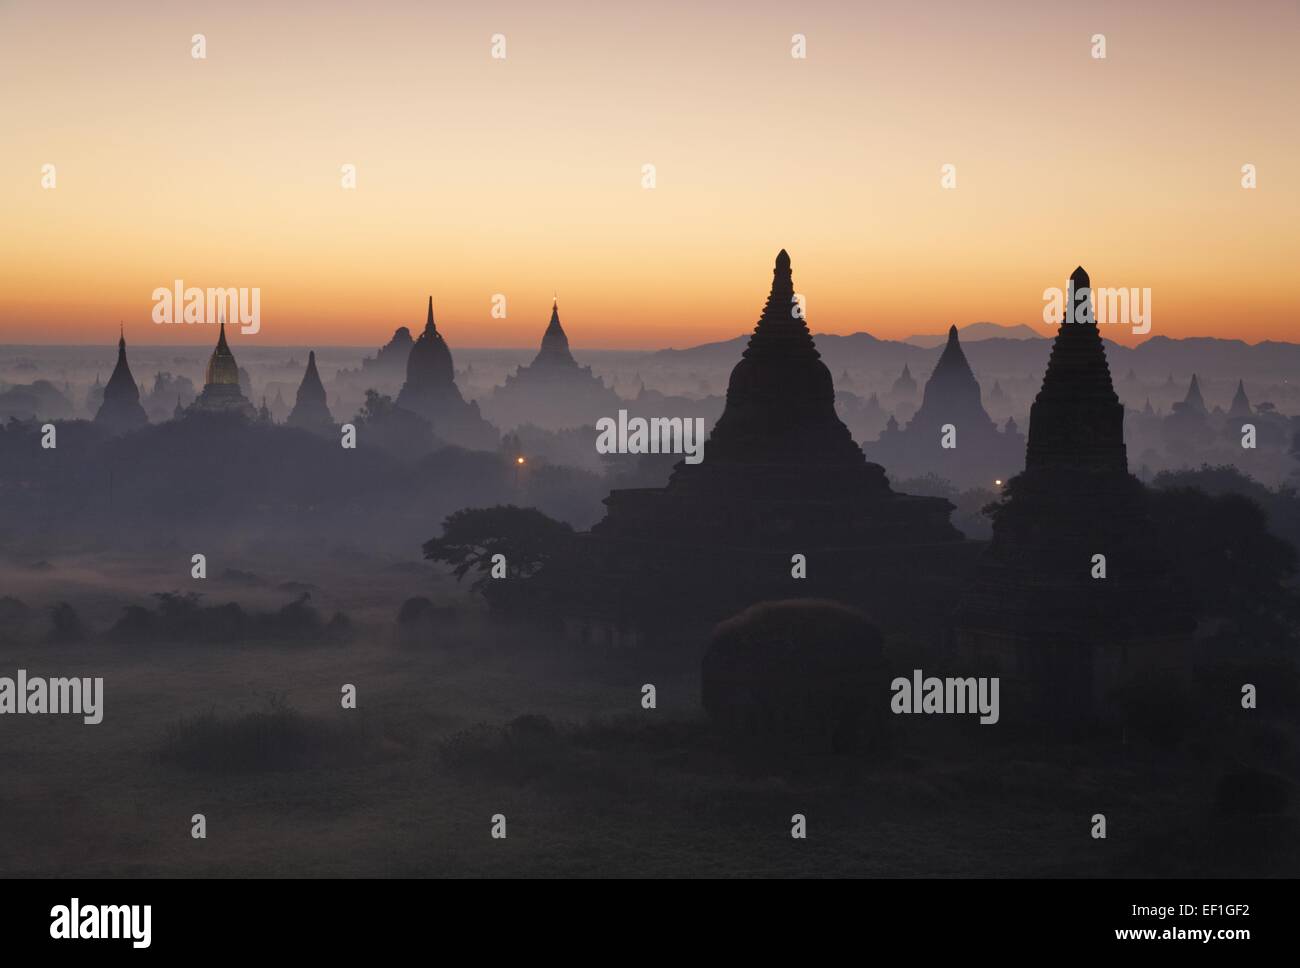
[{"xmin": 2, "ymin": 0, "xmax": 1297, "ymax": 349}]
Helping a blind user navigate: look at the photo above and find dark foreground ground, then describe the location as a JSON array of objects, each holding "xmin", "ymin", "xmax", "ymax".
[{"xmin": 0, "ymin": 552, "xmax": 1296, "ymax": 877}]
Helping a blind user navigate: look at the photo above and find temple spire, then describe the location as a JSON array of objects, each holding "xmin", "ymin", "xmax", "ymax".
[
  {"xmin": 1182, "ymin": 373, "xmax": 1206, "ymax": 413},
  {"xmin": 426, "ymin": 296, "xmax": 436, "ymax": 334},
  {"xmin": 533, "ymin": 297, "xmax": 576, "ymax": 366},
  {"xmin": 1228, "ymin": 379, "xmax": 1252, "ymax": 418},
  {"xmin": 1024, "ymin": 265, "xmax": 1126, "ymax": 471}
]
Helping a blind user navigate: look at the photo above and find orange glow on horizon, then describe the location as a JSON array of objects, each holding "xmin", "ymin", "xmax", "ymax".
[{"xmin": 2, "ymin": 1, "xmax": 1297, "ymax": 349}]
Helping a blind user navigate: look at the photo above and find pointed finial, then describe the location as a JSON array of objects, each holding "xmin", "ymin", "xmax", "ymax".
[
  {"xmin": 426, "ymin": 296, "xmax": 435, "ymax": 333},
  {"xmin": 1070, "ymin": 266, "xmax": 1090, "ymax": 288},
  {"xmin": 775, "ymin": 249, "xmax": 791, "ymax": 271},
  {"xmin": 948, "ymin": 324, "xmax": 959, "ymax": 342}
]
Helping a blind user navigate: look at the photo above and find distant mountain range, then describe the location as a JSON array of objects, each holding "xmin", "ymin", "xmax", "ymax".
[
  {"xmin": 904, "ymin": 322, "xmax": 1047, "ymax": 347},
  {"xmin": 646, "ymin": 329, "xmax": 1300, "ymax": 389}
]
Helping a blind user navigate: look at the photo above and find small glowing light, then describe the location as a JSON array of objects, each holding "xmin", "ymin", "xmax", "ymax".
[
  {"xmin": 994, "ymin": 479, "xmax": 1003, "ymax": 486},
  {"xmin": 516, "ymin": 456, "xmax": 526, "ymax": 465}
]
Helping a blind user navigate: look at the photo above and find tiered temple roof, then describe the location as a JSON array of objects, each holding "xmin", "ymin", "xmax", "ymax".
[
  {"xmin": 1024, "ymin": 267, "xmax": 1127, "ymax": 472},
  {"xmin": 190, "ymin": 321, "xmax": 257, "ymax": 418},
  {"xmin": 479, "ymin": 299, "xmax": 622, "ymax": 431}
]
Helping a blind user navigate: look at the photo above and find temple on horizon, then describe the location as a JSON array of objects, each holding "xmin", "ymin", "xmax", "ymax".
[
  {"xmin": 863, "ymin": 324, "xmax": 1023, "ymax": 488},
  {"xmin": 93, "ymin": 327, "xmax": 148, "ymax": 434},
  {"xmin": 187, "ymin": 320, "xmax": 257, "ymax": 419},
  {"xmin": 394, "ymin": 298, "xmax": 498, "ymax": 450},
  {"xmin": 519, "ymin": 250, "xmax": 968, "ymax": 643},
  {"xmin": 479, "ymin": 299, "xmax": 622, "ymax": 431},
  {"xmin": 956, "ymin": 266, "xmax": 1191, "ymax": 722},
  {"xmin": 286, "ymin": 350, "xmax": 335, "ymax": 435}
]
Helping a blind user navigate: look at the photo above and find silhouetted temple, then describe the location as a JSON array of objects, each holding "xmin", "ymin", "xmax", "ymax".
[
  {"xmin": 364, "ymin": 326, "xmax": 414, "ymax": 374},
  {"xmin": 1177, "ymin": 373, "xmax": 1208, "ymax": 416},
  {"xmin": 286, "ymin": 351, "xmax": 335, "ymax": 435},
  {"xmin": 479, "ymin": 299, "xmax": 622, "ymax": 431},
  {"xmin": 394, "ymin": 298, "xmax": 498, "ymax": 450},
  {"xmin": 863, "ymin": 325, "xmax": 1023, "ymax": 488},
  {"xmin": 891, "ymin": 363, "xmax": 917, "ymax": 398},
  {"xmin": 94, "ymin": 328, "xmax": 148, "ymax": 434},
  {"xmin": 1227, "ymin": 379, "xmax": 1252, "ymax": 419},
  {"xmin": 957, "ymin": 267, "xmax": 1189, "ymax": 721},
  {"xmin": 523, "ymin": 251, "xmax": 967, "ymax": 642},
  {"xmin": 189, "ymin": 321, "xmax": 257, "ymax": 419}
]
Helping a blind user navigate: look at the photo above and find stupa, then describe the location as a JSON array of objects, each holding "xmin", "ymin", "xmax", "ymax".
[
  {"xmin": 189, "ymin": 321, "xmax": 257, "ymax": 419},
  {"xmin": 1226, "ymin": 379, "xmax": 1252, "ymax": 419},
  {"xmin": 479, "ymin": 299, "xmax": 623, "ymax": 431},
  {"xmin": 394, "ymin": 298, "xmax": 498, "ymax": 450},
  {"xmin": 862, "ymin": 325, "xmax": 1022, "ymax": 488},
  {"xmin": 286, "ymin": 351, "xmax": 336, "ymax": 435},
  {"xmin": 957, "ymin": 267, "xmax": 1190, "ymax": 722},
  {"xmin": 891, "ymin": 363, "xmax": 917, "ymax": 398},
  {"xmin": 523, "ymin": 251, "xmax": 965, "ymax": 641},
  {"xmin": 94, "ymin": 327, "xmax": 149, "ymax": 434}
]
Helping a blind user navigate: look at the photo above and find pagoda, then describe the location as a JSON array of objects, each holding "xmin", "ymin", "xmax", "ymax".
[
  {"xmin": 394, "ymin": 298, "xmax": 498, "ymax": 450},
  {"xmin": 523, "ymin": 251, "xmax": 965, "ymax": 640},
  {"xmin": 188, "ymin": 320, "xmax": 257, "ymax": 419},
  {"xmin": 957, "ymin": 267, "xmax": 1190, "ymax": 722},
  {"xmin": 862, "ymin": 325, "xmax": 1022, "ymax": 488},
  {"xmin": 479, "ymin": 299, "xmax": 622, "ymax": 431},
  {"xmin": 286, "ymin": 351, "xmax": 336, "ymax": 435},
  {"xmin": 1176, "ymin": 374, "xmax": 1208, "ymax": 416},
  {"xmin": 1226, "ymin": 379, "xmax": 1252, "ymax": 419},
  {"xmin": 93, "ymin": 326, "xmax": 149, "ymax": 434},
  {"xmin": 891, "ymin": 363, "xmax": 917, "ymax": 398}
]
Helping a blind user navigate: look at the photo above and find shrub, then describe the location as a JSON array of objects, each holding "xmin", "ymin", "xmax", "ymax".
[{"xmin": 702, "ymin": 599, "xmax": 887, "ymax": 754}]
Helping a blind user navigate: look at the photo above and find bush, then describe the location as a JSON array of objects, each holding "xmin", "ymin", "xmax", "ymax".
[
  {"xmin": 702, "ymin": 599, "xmax": 887, "ymax": 753},
  {"xmin": 394, "ymin": 596, "xmax": 459, "ymax": 646},
  {"xmin": 44, "ymin": 602, "xmax": 87, "ymax": 644},
  {"xmin": 159, "ymin": 695, "xmax": 368, "ymax": 773}
]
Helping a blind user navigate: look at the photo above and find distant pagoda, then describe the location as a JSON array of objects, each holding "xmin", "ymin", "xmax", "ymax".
[
  {"xmin": 94, "ymin": 326, "xmax": 149, "ymax": 434},
  {"xmin": 286, "ymin": 350, "xmax": 335, "ymax": 435},
  {"xmin": 1227, "ymin": 379, "xmax": 1252, "ymax": 419},
  {"xmin": 363, "ymin": 326, "xmax": 415, "ymax": 374},
  {"xmin": 957, "ymin": 267, "xmax": 1189, "ymax": 721},
  {"xmin": 891, "ymin": 363, "xmax": 917, "ymax": 398},
  {"xmin": 394, "ymin": 298, "xmax": 498, "ymax": 450},
  {"xmin": 480, "ymin": 298, "xmax": 622, "ymax": 431},
  {"xmin": 189, "ymin": 320, "xmax": 257, "ymax": 419},
  {"xmin": 863, "ymin": 325, "xmax": 1022, "ymax": 488},
  {"xmin": 1176, "ymin": 373, "xmax": 1208, "ymax": 416}
]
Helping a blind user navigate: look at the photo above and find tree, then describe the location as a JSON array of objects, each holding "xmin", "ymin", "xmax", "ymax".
[{"xmin": 423, "ymin": 505, "xmax": 574, "ymax": 592}]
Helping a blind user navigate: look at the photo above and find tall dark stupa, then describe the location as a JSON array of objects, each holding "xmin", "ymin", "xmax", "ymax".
[
  {"xmin": 394, "ymin": 298, "xmax": 498, "ymax": 450},
  {"xmin": 286, "ymin": 351, "xmax": 335, "ymax": 435},
  {"xmin": 523, "ymin": 251, "xmax": 967, "ymax": 642},
  {"xmin": 957, "ymin": 267, "xmax": 1189, "ymax": 722},
  {"xmin": 94, "ymin": 327, "xmax": 149, "ymax": 434}
]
